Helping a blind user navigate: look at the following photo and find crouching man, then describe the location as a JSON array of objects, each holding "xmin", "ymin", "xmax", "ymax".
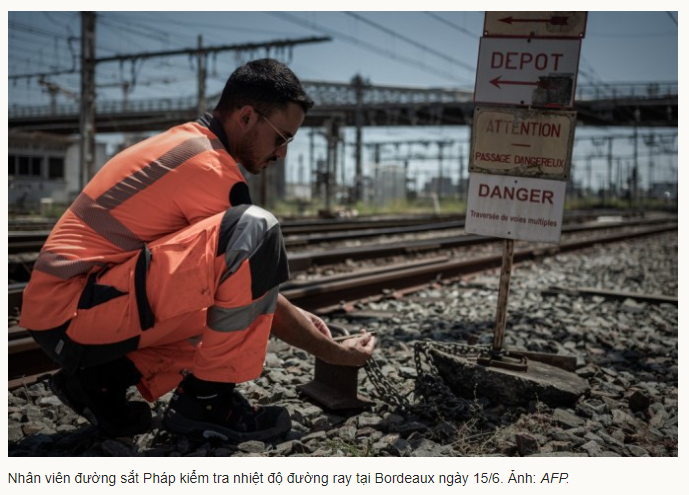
[{"xmin": 21, "ymin": 59, "xmax": 375, "ymax": 441}]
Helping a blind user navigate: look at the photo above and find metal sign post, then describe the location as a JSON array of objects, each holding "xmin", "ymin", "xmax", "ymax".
[
  {"xmin": 437, "ymin": 12, "xmax": 592, "ymax": 404},
  {"xmin": 467, "ymin": 10, "xmax": 587, "ymax": 369},
  {"xmin": 493, "ymin": 238, "xmax": 514, "ymax": 353}
]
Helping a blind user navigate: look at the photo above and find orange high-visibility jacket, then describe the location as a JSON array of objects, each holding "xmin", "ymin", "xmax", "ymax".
[{"xmin": 20, "ymin": 114, "xmax": 251, "ymax": 331}]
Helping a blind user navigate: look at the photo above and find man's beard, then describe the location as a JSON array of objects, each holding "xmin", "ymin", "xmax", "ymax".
[{"xmin": 237, "ymin": 129, "xmax": 276, "ymax": 175}]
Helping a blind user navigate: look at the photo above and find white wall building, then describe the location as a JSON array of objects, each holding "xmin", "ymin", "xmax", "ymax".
[{"xmin": 8, "ymin": 132, "xmax": 107, "ymax": 210}]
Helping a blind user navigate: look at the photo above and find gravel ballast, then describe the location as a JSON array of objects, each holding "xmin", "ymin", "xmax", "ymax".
[{"xmin": 8, "ymin": 232, "xmax": 678, "ymax": 457}]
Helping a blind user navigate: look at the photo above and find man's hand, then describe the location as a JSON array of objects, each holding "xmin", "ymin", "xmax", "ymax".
[
  {"xmin": 296, "ymin": 307, "xmax": 332, "ymax": 339},
  {"xmin": 333, "ymin": 330, "xmax": 376, "ymax": 367},
  {"xmin": 272, "ymin": 295, "xmax": 377, "ymax": 367}
]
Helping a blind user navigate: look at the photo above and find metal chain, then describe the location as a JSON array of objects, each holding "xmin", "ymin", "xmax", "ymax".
[
  {"xmin": 364, "ymin": 355, "xmax": 412, "ymax": 410},
  {"xmin": 364, "ymin": 340, "xmax": 491, "ymax": 421}
]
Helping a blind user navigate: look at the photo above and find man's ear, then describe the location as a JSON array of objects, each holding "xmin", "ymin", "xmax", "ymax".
[{"xmin": 236, "ymin": 105, "xmax": 256, "ymax": 129}]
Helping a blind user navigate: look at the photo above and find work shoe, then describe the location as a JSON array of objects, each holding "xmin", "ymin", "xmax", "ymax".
[
  {"xmin": 48, "ymin": 359, "xmax": 151, "ymax": 437},
  {"xmin": 163, "ymin": 374, "xmax": 291, "ymax": 442}
]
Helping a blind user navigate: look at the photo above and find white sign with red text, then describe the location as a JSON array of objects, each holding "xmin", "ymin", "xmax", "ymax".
[
  {"xmin": 470, "ymin": 106, "xmax": 576, "ymax": 180},
  {"xmin": 474, "ymin": 37, "xmax": 581, "ymax": 107},
  {"xmin": 465, "ymin": 172, "xmax": 566, "ymax": 243}
]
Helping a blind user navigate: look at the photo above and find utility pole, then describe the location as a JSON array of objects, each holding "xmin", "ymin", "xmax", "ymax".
[
  {"xmin": 437, "ymin": 141, "xmax": 445, "ymax": 200},
  {"xmin": 606, "ymin": 136, "xmax": 613, "ymax": 204},
  {"xmin": 645, "ymin": 132, "xmax": 656, "ymax": 200},
  {"xmin": 633, "ymin": 124, "xmax": 639, "ymax": 206},
  {"xmin": 197, "ymin": 35, "xmax": 207, "ymax": 118},
  {"xmin": 79, "ymin": 11, "xmax": 96, "ymax": 188},
  {"xmin": 586, "ymin": 156, "xmax": 593, "ymax": 197},
  {"xmin": 633, "ymin": 109, "xmax": 640, "ymax": 206},
  {"xmin": 309, "ymin": 128, "xmax": 316, "ymax": 199},
  {"xmin": 340, "ymin": 135, "xmax": 346, "ymax": 198},
  {"xmin": 298, "ymin": 153, "xmax": 304, "ymax": 185},
  {"xmin": 616, "ymin": 158, "xmax": 623, "ymax": 200},
  {"xmin": 352, "ymin": 75, "xmax": 365, "ymax": 204},
  {"xmin": 458, "ymin": 145, "xmax": 465, "ymax": 200},
  {"xmin": 324, "ymin": 119, "xmax": 341, "ymax": 213}
]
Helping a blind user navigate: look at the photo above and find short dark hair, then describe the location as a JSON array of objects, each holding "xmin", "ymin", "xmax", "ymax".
[{"xmin": 214, "ymin": 58, "xmax": 314, "ymax": 116}]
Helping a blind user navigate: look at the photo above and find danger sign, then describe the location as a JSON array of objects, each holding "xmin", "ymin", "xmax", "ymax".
[
  {"xmin": 465, "ymin": 173, "xmax": 566, "ymax": 243},
  {"xmin": 474, "ymin": 37, "xmax": 581, "ymax": 107},
  {"xmin": 470, "ymin": 106, "xmax": 575, "ymax": 180}
]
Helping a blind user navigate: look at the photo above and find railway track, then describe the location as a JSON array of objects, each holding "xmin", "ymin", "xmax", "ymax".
[
  {"xmin": 8, "ymin": 217, "xmax": 676, "ymax": 309},
  {"xmin": 8, "ymin": 214, "xmax": 464, "ymax": 254},
  {"xmin": 7, "ymin": 209, "xmax": 633, "ymax": 235},
  {"xmin": 8, "ymin": 210, "xmax": 649, "ymax": 254},
  {"xmin": 8, "ymin": 221, "xmax": 677, "ymax": 387}
]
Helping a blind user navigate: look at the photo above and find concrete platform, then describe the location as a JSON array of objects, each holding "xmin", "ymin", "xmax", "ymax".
[{"xmin": 431, "ymin": 349, "xmax": 590, "ymax": 407}]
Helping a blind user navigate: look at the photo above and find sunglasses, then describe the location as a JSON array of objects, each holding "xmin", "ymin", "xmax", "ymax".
[{"xmin": 257, "ymin": 112, "xmax": 294, "ymax": 150}]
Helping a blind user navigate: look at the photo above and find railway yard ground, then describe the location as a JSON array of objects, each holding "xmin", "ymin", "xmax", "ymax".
[{"xmin": 7, "ymin": 214, "xmax": 678, "ymax": 457}]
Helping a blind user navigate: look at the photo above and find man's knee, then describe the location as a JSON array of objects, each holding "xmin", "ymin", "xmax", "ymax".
[
  {"xmin": 217, "ymin": 204, "xmax": 279, "ymax": 256},
  {"xmin": 217, "ymin": 205, "xmax": 290, "ymax": 298}
]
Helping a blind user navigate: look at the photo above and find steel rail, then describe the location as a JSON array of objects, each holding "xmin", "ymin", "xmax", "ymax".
[
  {"xmin": 8, "ymin": 210, "xmax": 653, "ymax": 254},
  {"xmin": 8, "ymin": 223, "xmax": 676, "ymax": 387},
  {"xmin": 287, "ymin": 217, "xmax": 675, "ymax": 271}
]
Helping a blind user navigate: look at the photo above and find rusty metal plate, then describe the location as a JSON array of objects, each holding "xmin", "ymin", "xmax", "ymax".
[
  {"xmin": 298, "ymin": 359, "xmax": 370, "ymax": 410},
  {"xmin": 470, "ymin": 106, "xmax": 576, "ymax": 180},
  {"xmin": 297, "ymin": 324, "xmax": 371, "ymax": 410},
  {"xmin": 483, "ymin": 12, "xmax": 588, "ymax": 39}
]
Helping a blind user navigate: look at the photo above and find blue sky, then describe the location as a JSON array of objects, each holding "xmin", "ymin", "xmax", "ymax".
[{"xmin": 7, "ymin": 11, "xmax": 679, "ymax": 191}]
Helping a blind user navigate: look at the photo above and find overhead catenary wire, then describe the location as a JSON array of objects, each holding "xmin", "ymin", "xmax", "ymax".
[
  {"xmin": 135, "ymin": 11, "xmax": 298, "ymax": 38},
  {"xmin": 98, "ymin": 16, "xmax": 174, "ymax": 46},
  {"xmin": 342, "ymin": 12, "xmax": 475, "ymax": 73},
  {"xmin": 8, "ymin": 21, "xmax": 75, "ymax": 41},
  {"xmin": 9, "ymin": 12, "xmax": 198, "ymax": 88},
  {"xmin": 423, "ymin": 12, "xmax": 480, "ymax": 40},
  {"xmin": 267, "ymin": 11, "xmax": 472, "ymax": 85}
]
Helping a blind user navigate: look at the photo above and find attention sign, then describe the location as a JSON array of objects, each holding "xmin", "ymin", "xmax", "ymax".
[
  {"xmin": 465, "ymin": 173, "xmax": 566, "ymax": 243},
  {"xmin": 474, "ymin": 37, "xmax": 581, "ymax": 107},
  {"xmin": 483, "ymin": 11, "xmax": 588, "ymax": 38},
  {"xmin": 470, "ymin": 106, "xmax": 576, "ymax": 180}
]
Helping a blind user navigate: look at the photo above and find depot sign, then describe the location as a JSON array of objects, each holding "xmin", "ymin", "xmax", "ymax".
[
  {"xmin": 465, "ymin": 173, "xmax": 566, "ymax": 243},
  {"xmin": 470, "ymin": 106, "xmax": 576, "ymax": 179},
  {"xmin": 474, "ymin": 37, "xmax": 581, "ymax": 107}
]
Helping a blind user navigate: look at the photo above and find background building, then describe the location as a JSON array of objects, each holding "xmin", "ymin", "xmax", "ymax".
[{"xmin": 8, "ymin": 132, "xmax": 107, "ymax": 212}]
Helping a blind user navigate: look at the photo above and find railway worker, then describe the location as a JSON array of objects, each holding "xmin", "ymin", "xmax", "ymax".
[{"xmin": 20, "ymin": 59, "xmax": 376, "ymax": 441}]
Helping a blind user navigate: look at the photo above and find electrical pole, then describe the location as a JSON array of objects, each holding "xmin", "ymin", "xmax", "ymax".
[
  {"xmin": 352, "ymin": 75, "xmax": 365, "ymax": 204},
  {"xmin": 437, "ymin": 142, "xmax": 445, "ymax": 200},
  {"xmin": 79, "ymin": 11, "xmax": 96, "ymax": 189},
  {"xmin": 633, "ymin": 124, "xmax": 639, "ymax": 206},
  {"xmin": 458, "ymin": 145, "xmax": 465, "ymax": 200},
  {"xmin": 197, "ymin": 35, "xmax": 207, "ymax": 118},
  {"xmin": 607, "ymin": 136, "xmax": 613, "ymax": 205},
  {"xmin": 309, "ymin": 128, "xmax": 316, "ymax": 199},
  {"xmin": 298, "ymin": 154, "xmax": 304, "ymax": 185},
  {"xmin": 340, "ymin": 134, "xmax": 346, "ymax": 199},
  {"xmin": 324, "ymin": 119, "xmax": 341, "ymax": 213},
  {"xmin": 586, "ymin": 156, "xmax": 592, "ymax": 197},
  {"xmin": 646, "ymin": 132, "xmax": 655, "ymax": 200}
]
